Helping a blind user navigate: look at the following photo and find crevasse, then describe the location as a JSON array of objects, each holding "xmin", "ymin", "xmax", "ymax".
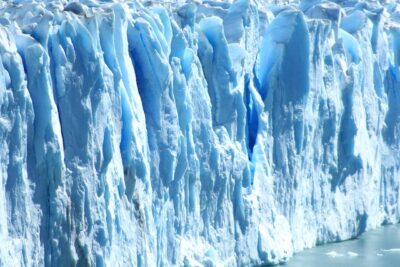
[{"xmin": 0, "ymin": 0, "xmax": 399, "ymax": 266}]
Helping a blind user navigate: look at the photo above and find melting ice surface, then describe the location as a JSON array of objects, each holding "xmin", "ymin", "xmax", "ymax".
[
  {"xmin": 0, "ymin": 0, "xmax": 399, "ymax": 266},
  {"xmin": 285, "ymin": 224, "xmax": 400, "ymax": 267}
]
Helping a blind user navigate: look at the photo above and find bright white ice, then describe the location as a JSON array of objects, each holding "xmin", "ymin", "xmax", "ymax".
[{"xmin": 0, "ymin": 0, "xmax": 399, "ymax": 266}]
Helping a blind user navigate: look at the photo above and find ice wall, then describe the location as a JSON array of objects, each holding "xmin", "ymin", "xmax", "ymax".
[{"xmin": 0, "ymin": 0, "xmax": 399, "ymax": 266}]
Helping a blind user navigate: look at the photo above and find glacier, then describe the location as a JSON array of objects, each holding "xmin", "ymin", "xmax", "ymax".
[{"xmin": 0, "ymin": 0, "xmax": 399, "ymax": 266}]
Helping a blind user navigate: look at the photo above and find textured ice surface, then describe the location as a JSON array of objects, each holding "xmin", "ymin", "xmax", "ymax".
[{"xmin": 0, "ymin": 0, "xmax": 399, "ymax": 266}]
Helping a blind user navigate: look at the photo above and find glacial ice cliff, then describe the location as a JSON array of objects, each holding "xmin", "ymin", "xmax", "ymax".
[{"xmin": 0, "ymin": 0, "xmax": 399, "ymax": 266}]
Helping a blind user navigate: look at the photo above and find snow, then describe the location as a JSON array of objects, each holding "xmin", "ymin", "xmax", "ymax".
[{"xmin": 0, "ymin": 0, "xmax": 399, "ymax": 266}]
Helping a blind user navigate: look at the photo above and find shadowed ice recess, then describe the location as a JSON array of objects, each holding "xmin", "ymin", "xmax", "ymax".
[{"xmin": 0, "ymin": 0, "xmax": 399, "ymax": 266}]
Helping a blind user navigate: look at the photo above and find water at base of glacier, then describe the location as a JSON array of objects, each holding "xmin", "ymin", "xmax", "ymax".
[{"xmin": 284, "ymin": 224, "xmax": 400, "ymax": 267}]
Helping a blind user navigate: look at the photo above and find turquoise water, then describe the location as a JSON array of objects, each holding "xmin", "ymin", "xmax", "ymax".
[{"xmin": 284, "ymin": 224, "xmax": 400, "ymax": 267}]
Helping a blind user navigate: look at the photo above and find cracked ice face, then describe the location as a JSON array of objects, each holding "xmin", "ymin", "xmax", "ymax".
[{"xmin": 0, "ymin": 0, "xmax": 399, "ymax": 266}]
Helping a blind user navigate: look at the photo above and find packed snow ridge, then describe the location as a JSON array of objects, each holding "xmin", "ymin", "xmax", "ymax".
[{"xmin": 0, "ymin": 0, "xmax": 399, "ymax": 266}]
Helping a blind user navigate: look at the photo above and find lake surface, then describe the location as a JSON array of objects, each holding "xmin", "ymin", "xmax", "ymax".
[{"xmin": 284, "ymin": 224, "xmax": 400, "ymax": 267}]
